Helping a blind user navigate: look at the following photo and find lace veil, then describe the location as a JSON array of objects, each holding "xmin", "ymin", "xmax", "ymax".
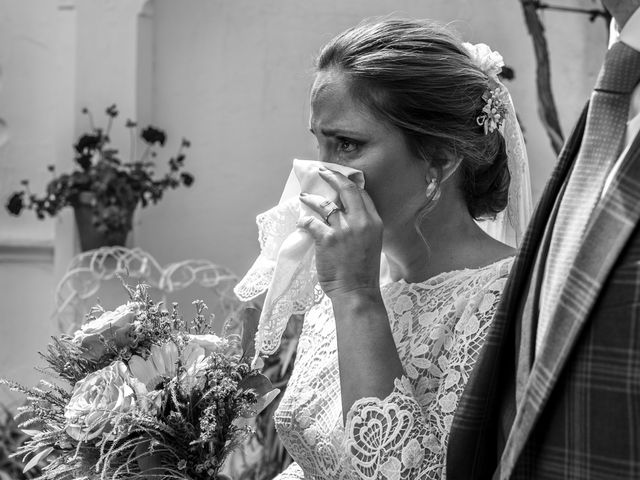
[{"xmin": 463, "ymin": 42, "xmax": 533, "ymax": 247}]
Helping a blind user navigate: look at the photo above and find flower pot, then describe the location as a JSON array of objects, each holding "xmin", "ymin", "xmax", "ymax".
[{"xmin": 74, "ymin": 192, "xmax": 133, "ymax": 251}]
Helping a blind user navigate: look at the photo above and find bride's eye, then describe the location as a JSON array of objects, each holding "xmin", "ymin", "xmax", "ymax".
[{"xmin": 337, "ymin": 138, "xmax": 359, "ymax": 153}]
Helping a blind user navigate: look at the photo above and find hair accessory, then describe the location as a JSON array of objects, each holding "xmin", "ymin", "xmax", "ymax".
[
  {"xmin": 477, "ymin": 87, "xmax": 509, "ymax": 134},
  {"xmin": 461, "ymin": 42, "xmax": 533, "ymax": 247},
  {"xmin": 461, "ymin": 42, "xmax": 509, "ymax": 135},
  {"xmin": 461, "ymin": 42, "xmax": 504, "ymax": 81}
]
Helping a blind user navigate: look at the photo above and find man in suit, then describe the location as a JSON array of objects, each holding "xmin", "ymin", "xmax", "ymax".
[{"xmin": 447, "ymin": 1, "xmax": 640, "ymax": 478}]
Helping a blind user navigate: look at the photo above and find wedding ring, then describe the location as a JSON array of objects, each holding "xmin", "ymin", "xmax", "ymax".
[{"xmin": 322, "ymin": 201, "xmax": 342, "ymax": 224}]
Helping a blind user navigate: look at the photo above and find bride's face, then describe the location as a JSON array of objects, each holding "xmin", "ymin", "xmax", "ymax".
[{"xmin": 309, "ymin": 70, "xmax": 428, "ymax": 233}]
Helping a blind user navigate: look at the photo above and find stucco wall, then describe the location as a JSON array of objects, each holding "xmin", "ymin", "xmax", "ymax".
[{"xmin": 0, "ymin": 0, "xmax": 59, "ymax": 407}]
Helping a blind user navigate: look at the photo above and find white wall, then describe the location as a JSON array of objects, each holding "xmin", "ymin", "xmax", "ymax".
[
  {"xmin": 0, "ymin": 260, "xmax": 55, "ymax": 408},
  {"xmin": 0, "ymin": 0, "xmax": 60, "ymax": 407},
  {"xmin": 0, "ymin": 0, "xmax": 59, "ymax": 246},
  {"xmin": 0, "ymin": 0, "xmax": 607, "ymax": 404}
]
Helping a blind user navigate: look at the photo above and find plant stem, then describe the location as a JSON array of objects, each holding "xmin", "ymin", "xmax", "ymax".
[{"xmin": 139, "ymin": 145, "xmax": 151, "ymax": 163}]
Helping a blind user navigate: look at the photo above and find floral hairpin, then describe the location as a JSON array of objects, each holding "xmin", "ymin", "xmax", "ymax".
[
  {"xmin": 461, "ymin": 42, "xmax": 509, "ymax": 135},
  {"xmin": 477, "ymin": 86, "xmax": 509, "ymax": 134}
]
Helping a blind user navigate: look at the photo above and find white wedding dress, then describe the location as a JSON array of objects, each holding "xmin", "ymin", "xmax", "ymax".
[{"xmin": 273, "ymin": 256, "xmax": 514, "ymax": 480}]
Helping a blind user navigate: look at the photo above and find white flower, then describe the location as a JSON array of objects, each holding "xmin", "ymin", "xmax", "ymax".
[
  {"xmin": 64, "ymin": 361, "xmax": 158, "ymax": 442},
  {"xmin": 186, "ymin": 334, "xmax": 228, "ymax": 355},
  {"xmin": 72, "ymin": 303, "xmax": 141, "ymax": 360},
  {"xmin": 129, "ymin": 343, "xmax": 180, "ymax": 389},
  {"xmin": 462, "ymin": 42, "xmax": 504, "ymax": 80},
  {"xmin": 73, "ymin": 302, "xmax": 140, "ymax": 340},
  {"xmin": 129, "ymin": 340, "xmax": 210, "ymax": 390}
]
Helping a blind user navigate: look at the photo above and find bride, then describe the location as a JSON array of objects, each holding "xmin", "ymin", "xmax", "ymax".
[{"xmin": 238, "ymin": 18, "xmax": 532, "ymax": 480}]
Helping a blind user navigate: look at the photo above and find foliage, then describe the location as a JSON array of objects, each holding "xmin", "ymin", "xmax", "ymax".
[
  {"xmin": 0, "ymin": 285, "xmax": 277, "ymax": 480},
  {"xmin": 0, "ymin": 405, "xmax": 42, "ymax": 480},
  {"xmin": 5, "ymin": 105, "xmax": 194, "ymax": 242}
]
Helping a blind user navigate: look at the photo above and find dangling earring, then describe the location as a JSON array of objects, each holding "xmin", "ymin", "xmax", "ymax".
[
  {"xmin": 423, "ymin": 176, "xmax": 441, "ymax": 215},
  {"xmin": 414, "ymin": 175, "xmax": 442, "ymax": 262}
]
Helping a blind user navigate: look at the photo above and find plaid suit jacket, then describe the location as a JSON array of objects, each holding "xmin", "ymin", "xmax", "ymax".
[{"xmin": 447, "ymin": 103, "xmax": 640, "ymax": 479}]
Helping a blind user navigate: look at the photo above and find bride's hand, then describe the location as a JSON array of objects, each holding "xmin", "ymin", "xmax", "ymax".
[{"xmin": 298, "ymin": 166, "xmax": 383, "ymax": 300}]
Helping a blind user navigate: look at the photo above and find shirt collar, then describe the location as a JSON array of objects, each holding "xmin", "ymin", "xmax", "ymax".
[{"xmin": 609, "ymin": 7, "xmax": 640, "ymax": 51}]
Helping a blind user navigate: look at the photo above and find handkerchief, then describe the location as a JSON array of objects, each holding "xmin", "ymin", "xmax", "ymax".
[{"xmin": 234, "ymin": 159, "xmax": 365, "ymax": 357}]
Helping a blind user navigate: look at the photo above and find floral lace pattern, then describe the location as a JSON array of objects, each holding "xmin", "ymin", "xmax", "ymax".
[
  {"xmin": 233, "ymin": 198, "xmax": 321, "ymax": 355},
  {"xmin": 274, "ymin": 257, "xmax": 513, "ymax": 479},
  {"xmin": 234, "ymin": 198, "xmax": 303, "ymax": 302}
]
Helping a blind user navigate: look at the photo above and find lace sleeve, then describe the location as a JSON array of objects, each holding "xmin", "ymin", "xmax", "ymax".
[
  {"xmin": 343, "ymin": 378, "xmax": 440, "ymax": 480},
  {"xmin": 273, "ymin": 462, "xmax": 305, "ymax": 479},
  {"xmin": 343, "ymin": 269, "xmax": 509, "ymax": 480}
]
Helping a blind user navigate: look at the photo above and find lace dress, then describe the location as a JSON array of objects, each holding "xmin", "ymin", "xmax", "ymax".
[{"xmin": 273, "ymin": 256, "xmax": 514, "ymax": 480}]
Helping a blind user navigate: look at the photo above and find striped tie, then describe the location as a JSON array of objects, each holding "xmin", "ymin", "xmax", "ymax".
[{"xmin": 537, "ymin": 41, "xmax": 640, "ymax": 352}]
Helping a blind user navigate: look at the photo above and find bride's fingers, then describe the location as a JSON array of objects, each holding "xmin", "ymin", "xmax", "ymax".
[
  {"xmin": 297, "ymin": 215, "xmax": 331, "ymax": 240},
  {"xmin": 317, "ymin": 167, "xmax": 366, "ymax": 214},
  {"xmin": 299, "ymin": 193, "xmax": 344, "ymax": 219}
]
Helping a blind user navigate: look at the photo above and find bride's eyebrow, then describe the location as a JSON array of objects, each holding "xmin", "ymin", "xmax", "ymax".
[{"xmin": 309, "ymin": 127, "xmax": 362, "ymax": 138}]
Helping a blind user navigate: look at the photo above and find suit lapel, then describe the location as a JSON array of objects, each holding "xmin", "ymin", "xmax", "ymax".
[
  {"xmin": 447, "ymin": 106, "xmax": 588, "ymax": 480},
  {"xmin": 500, "ymin": 124, "xmax": 640, "ymax": 477}
]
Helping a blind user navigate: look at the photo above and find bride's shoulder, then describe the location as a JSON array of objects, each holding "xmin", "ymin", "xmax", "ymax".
[
  {"xmin": 472, "ymin": 254, "xmax": 515, "ymax": 290},
  {"xmin": 488, "ymin": 253, "xmax": 515, "ymax": 277}
]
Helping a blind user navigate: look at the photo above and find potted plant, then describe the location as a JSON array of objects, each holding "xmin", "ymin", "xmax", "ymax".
[{"xmin": 5, "ymin": 105, "xmax": 194, "ymax": 251}]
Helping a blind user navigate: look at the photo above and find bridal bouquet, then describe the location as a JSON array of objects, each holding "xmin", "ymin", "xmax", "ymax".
[{"xmin": 1, "ymin": 285, "xmax": 277, "ymax": 480}]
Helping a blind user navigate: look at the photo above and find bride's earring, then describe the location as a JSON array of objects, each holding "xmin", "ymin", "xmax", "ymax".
[
  {"xmin": 415, "ymin": 175, "xmax": 442, "ymax": 259},
  {"xmin": 424, "ymin": 176, "xmax": 441, "ymax": 215}
]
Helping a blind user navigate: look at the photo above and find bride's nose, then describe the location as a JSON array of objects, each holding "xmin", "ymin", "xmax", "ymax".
[
  {"xmin": 317, "ymin": 148, "xmax": 344, "ymax": 167},
  {"xmin": 316, "ymin": 145, "xmax": 330, "ymax": 164}
]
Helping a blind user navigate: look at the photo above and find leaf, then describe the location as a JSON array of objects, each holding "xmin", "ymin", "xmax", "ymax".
[
  {"xmin": 239, "ymin": 307, "xmax": 260, "ymax": 363},
  {"xmin": 238, "ymin": 373, "xmax": 280, "ymax": 416},
  {"xmin": 23, "ymin": 446, "xmax": 54, "ymax": 473}
]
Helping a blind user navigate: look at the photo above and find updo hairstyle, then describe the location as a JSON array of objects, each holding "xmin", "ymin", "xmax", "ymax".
[{"xmin": 315, "ymin": 18, "xmax": 510, "ymax": 220}]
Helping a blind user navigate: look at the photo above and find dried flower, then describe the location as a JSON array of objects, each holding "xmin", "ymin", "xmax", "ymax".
[{"xmin": 476, "ymin": 87, "xmax": 509, "ymax": 134}]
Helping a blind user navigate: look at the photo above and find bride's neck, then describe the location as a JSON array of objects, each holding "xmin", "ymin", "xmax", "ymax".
[{"xmin": 383, "ymin": 199, "xmax": 487, "ymax": 283}]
